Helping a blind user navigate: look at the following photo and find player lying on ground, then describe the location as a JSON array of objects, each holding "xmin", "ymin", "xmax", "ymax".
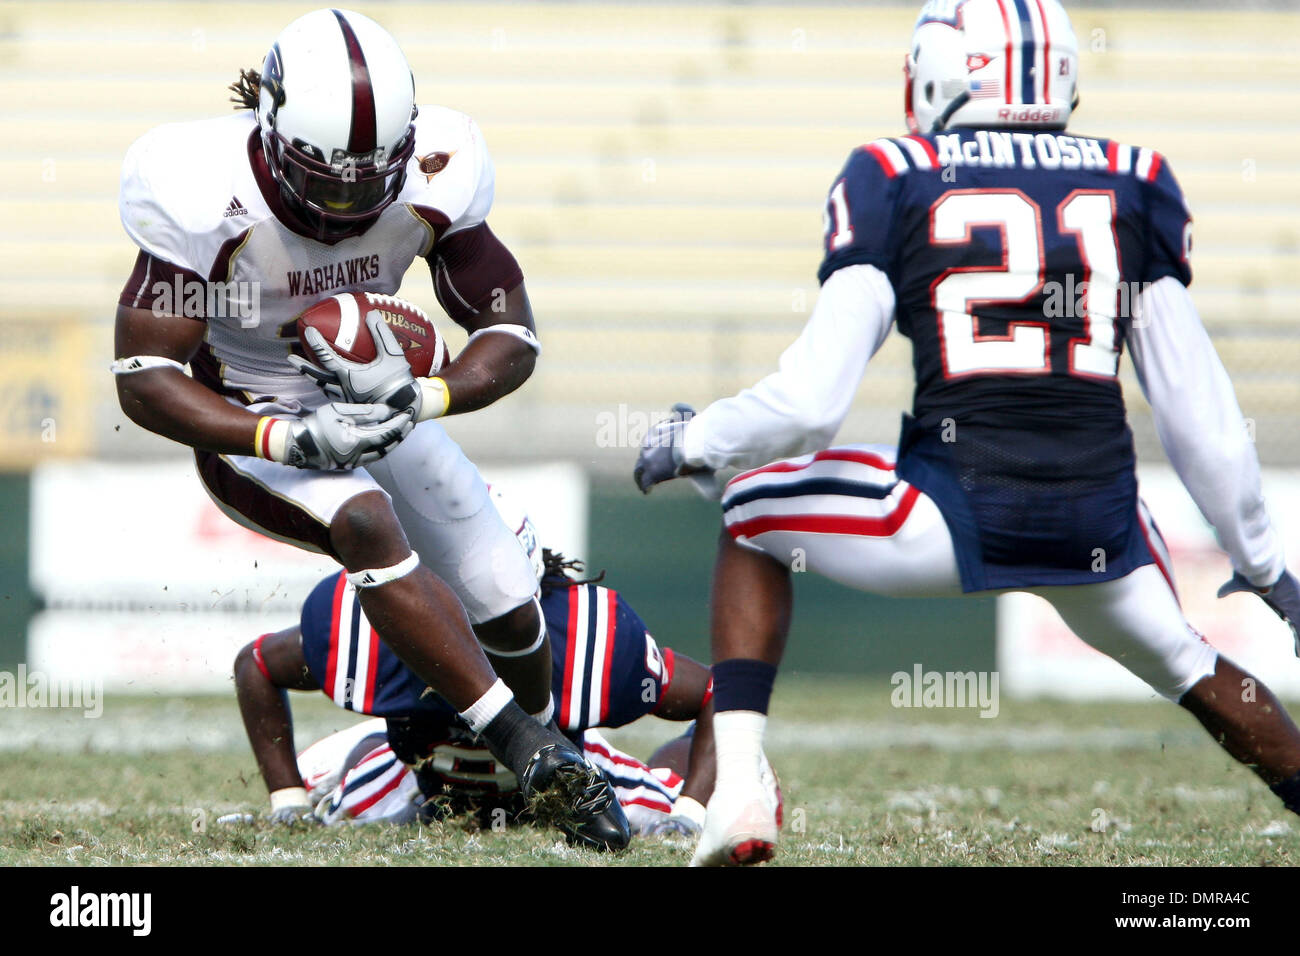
[
  {"xmin": 235, "ymin": 506, "xmax": 734, "ymax": 839},
  {"xmin": 636, "ymin": 0, "xmax": 1300, "ymax": 866},
  {"xmin": 114, "ymin": 8, "xmax": 626, "ymax": 847}
]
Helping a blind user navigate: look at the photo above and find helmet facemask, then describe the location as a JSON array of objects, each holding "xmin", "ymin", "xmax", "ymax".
[{"xmin": 261, "ymin": 124, "xmax": 415, "ymax": 240}]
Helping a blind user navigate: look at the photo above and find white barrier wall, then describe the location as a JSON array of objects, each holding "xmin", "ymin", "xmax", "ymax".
[
  {"xmin": 28, "ymin": 459, "xmax": 587, "ymax": 693},
  {"xmin": 998, "ymin": 467, "xmax": 1300, "ymax": 699}
]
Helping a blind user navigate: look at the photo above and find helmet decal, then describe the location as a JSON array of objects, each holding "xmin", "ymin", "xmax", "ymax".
[
  {"xmin": 259, "ymin": 43, "xmax": 285, "ymax": 126},
  {"xmin": 331, "ymin": 8, "xmax": 377, "ymax": 155}
]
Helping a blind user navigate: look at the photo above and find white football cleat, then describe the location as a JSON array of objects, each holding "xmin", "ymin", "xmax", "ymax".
[{"xmin": 689, "ymin": 755, "xmax": 782, "ymax": 867}]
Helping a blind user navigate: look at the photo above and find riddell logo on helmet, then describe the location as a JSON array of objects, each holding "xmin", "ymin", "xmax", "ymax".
[{"xmin": 997, "ymin": 106, "xmax": 1064, "ymax": 123}]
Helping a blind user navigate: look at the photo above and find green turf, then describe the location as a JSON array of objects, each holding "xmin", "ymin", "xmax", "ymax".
[{"xmin": 0, "ymin": 678, "xmax": 1296, "ymax": 866}]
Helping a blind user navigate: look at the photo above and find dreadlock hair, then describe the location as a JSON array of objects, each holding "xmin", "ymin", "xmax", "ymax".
[
  {"xmin": 230, "ymin": 67, "xmax": 261, "ymax": 111},
  {"xmin": 539, "ymin": 548, "xmax": 605, "ymax": 595}
]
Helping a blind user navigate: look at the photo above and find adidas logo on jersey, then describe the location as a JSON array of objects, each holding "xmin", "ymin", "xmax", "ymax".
[{"xmin": 223, "ymin": 196, "xmax": 249, "ymax": 218}]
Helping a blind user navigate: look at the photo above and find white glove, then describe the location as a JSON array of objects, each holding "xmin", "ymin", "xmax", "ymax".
[
  {"xmin": 291, "ymin": 312, "xmax": 426, "ymax": 419},
  {"xmin": 285, "ymin": 402, "xmax": 412, "ymax": 471}
]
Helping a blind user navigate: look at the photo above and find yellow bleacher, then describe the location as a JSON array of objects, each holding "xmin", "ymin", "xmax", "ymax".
[{"xmin": 0, "ymin": 1, "xmax": 1296, "ymax": 467}]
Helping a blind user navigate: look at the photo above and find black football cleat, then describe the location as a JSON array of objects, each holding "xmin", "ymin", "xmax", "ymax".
[{"xmin": 520, "ymin": 743, "xmax": 631, "ymax": 852}]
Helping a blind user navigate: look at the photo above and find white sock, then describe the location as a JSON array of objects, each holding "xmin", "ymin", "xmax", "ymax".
[
  {"xmin": 459, "ymin": 678, "xmax": 514, "ymax": 734},
  {"xmin": 713, "ymin": 710, "xmax": 767, "ymax": 789}
]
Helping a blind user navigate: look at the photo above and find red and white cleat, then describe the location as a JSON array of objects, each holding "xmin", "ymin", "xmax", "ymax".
[{"xmin": 689, "ymin": 756, "xmax": 781, "ymax": 867}]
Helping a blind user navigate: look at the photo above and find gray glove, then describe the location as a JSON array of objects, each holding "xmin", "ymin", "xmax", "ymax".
[
  {"xmin": 285, "ymin": 402, "xmax": 413, "ymax": 471},
  {"xmin": 634, "ymin": 403, "xmax": 722, "ymax": 498},
  {"xmin": 267, "ymin": 805, "xmax": 321, "ymax": 828},
  {"xmin": 290, "ymin": 311, "xmax": 424, "ymax": 418},
  {"xmin": 642, "ymin": 813, "xmax": 703, "ymax": 840},
  {"xmin": 635, "ymin": 402, "xmax": 694, "ymax": 494},
  {"xmin": 1218, "ymin": 570, "xmax": 1300, "ymax": 656}
]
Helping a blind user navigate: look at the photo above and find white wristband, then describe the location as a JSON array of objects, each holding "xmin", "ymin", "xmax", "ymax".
[
  {"xmin": 269, "ymin": 787, "xmax": 311, "ymax": 812},
  {"xmin": 671, "ymin": 795, "xmax": 706, "ymax": 826},
  {"xmin": 416, "ymin": 377, "xmax": 450, "ymax": 422},
  {"xmin": 255, "ymin": 416, "xmax": 291, "ymax": 463}
]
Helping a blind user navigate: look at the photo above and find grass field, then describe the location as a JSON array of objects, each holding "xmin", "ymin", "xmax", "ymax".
[{"xmin": 1, "ymin": 677, "xmax": 1296, "ymax": 867}]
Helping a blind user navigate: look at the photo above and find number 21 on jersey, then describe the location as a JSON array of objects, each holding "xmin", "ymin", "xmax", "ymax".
[
  {"xmin": 930, "ymin": 188, "xmax": 1121, "ymax": 381},
  {"xmin": 824, "ymin": 185, "xmax": 1123, "ymax": 381}
]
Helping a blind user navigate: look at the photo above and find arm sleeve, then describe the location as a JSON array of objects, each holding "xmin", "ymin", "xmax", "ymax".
[
  {"xmin": 422, "ymin": 117, "xmax": 526, "ymax": 327},
  {"xmin": 681, "ymin": 263, "xmax": 896, "ymax": 472},
  {"xmin": 426, "ymin": 222, "xmax": 524, "ymax": 326},
  {"xmin": 1127, "ymin": 276, "xmax": 1284, "ymax": 586}
]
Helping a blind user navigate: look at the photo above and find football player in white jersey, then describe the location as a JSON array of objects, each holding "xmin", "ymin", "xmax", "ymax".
[
  {"xmin": 114, "ymin": 8, "xmax": 628, "ymax": 850},
  {"xmin": 636, "ymin": 0, "xmax": 1300, "ymax": 865}
]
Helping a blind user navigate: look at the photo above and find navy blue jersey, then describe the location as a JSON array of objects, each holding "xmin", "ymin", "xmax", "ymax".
[
  {"xmin": 299, "ymin": 573, "xmax": 673, "ymax": 732},
  {"xmin": 819, "ymin": 129, "xmax": 1191, "ymax": 590}
]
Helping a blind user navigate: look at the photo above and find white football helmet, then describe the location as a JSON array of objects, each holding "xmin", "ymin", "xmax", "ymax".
[
  {"xmin": 905, "ymin": 0, "xmax": 1078, "ymax": 135},
  {"xmin": 487, "ymin": 484, "xmax": 546, "ymax": 585},
  {"xmin": 257, "ymin": 8, "xmax": 417, "ymax": 239}
]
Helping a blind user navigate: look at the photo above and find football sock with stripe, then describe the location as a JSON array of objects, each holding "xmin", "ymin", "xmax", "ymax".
[{"xmin": 711, "ymin": 659, "xmax": 777, "ymax": 790}]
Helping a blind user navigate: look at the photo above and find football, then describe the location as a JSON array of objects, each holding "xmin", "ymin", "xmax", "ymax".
[{"xmin": 296, "ymin": 292, "xmax": 450, "ymax": 377}]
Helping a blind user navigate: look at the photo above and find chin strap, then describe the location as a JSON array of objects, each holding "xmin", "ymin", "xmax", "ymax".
[{"xmin": 932, "ymin": 90, "xmax": 971, "ymax": 132}]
